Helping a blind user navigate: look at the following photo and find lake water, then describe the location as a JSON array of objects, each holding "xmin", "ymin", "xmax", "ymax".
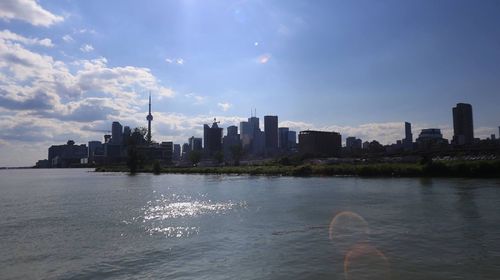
[{"xmin": 1, "ymin": 169, "xmax": 500, "ymax": 279}]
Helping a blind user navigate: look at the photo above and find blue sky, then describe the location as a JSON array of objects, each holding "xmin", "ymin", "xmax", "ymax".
[{"xmin": 0, "ymin": 0, "xmax": 499, "ymax": 166}]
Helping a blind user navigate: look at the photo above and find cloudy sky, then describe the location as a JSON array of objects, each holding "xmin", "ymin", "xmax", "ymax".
[{"xmin": 1, "ymin": 0, "xmax": 499, "ymax": 166}]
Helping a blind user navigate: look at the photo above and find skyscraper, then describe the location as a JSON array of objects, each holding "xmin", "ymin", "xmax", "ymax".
[
  {"xmin": 146, "ymin": 92, "xmax": 153, "ymax": 144},
  {"xmin": 264, "ymin": 116, "xmax": 278, "ymax": 152},
  {"xmin": 111, "ymin": 121, "xmax": 123, "ymax": 145},
  {"xmin": 404, "ymin": 122, "xmax": 412, "ymax": 143},
  {"xmin": 278, "ymin": 127, "xmax": 289, "ymax": 150},
  {"xmin": 203, "ymin": 119, "xmax": 223, "ymax": 155},
  {"xmin": 452, "ymin": 103, "xmax": 474, "ymax": 145}
]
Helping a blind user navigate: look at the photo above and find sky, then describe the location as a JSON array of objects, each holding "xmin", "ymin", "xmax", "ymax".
[{"xmin": 1, "ymin": 0, "xmax": 500, "ymax": 166}]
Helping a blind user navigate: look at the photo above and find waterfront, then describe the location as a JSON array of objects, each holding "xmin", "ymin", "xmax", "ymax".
[{"xmin": 1, "ymin": 169, "xmax": 500, "ymax": 279}]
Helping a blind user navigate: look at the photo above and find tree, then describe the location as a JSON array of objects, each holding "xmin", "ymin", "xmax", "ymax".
[
  {"xmin": 127, "ymin": 127, "xmax": 146, "ymax": 174},
  {"xmin": 230, "ymin": 144, "xmax": 243, "ymax": 166},
  {"xmin": 214, "ymin": 151, "xmax": 224, "ymax": 165},
  {"xmin": 189, "ymin": 150, "xmax": 202, "ymax": 166}
]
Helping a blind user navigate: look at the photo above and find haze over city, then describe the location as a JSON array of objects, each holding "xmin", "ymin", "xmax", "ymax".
[{"xmin": 1, "ymin": 0, "xmax": 500, "ymax": 166}]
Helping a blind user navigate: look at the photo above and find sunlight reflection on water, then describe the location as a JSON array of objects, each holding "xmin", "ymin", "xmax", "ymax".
[{"xmin": 128, "ymin": 193, "xmax": 247, "ymax": 238}]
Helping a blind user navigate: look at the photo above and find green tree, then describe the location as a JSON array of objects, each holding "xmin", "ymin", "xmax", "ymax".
[
  {"xmin": 189, "ymin": 150, "xmax": 202, "ymax": 166},
  {"xmin": 152, "ymin": 160, "xmax": 161, "ymax": 174},
  {"xmin": 214, "ymin": 151, "xmax": 224, "ymax": 164},
  {"xmin": 230, "ymin": 145, "xmax": 243, "ymax": 166}
]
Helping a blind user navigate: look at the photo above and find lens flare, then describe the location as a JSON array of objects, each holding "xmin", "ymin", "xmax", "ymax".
[
  {"xmin": 344, "ymin": 243, "xmax": 390, "ymax": 280},
  {"xmin": 329, "ymin": 211, "xmax": 370, "ymax": 248}
]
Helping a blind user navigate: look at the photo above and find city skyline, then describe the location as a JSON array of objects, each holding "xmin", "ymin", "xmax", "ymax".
[{"xmin": 1, "ymin": 0, "xmax": 500, "ymax": 166}]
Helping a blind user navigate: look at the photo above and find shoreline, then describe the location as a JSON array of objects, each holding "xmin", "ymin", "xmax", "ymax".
[{"xmin": 94, "ymin": 161, "xmax": 500, "ymax": 178}]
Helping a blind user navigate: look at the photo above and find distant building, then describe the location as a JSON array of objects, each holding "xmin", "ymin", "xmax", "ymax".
[
  {"xmin": 223, "ymin": 125, "xmax": 240, "ymax": 159},
  {"xmin": 203, "ymin": 118, "xmax": 223, "ymax": 155},
  {"xmin": 403, "ymin": 122, "xmax": 413, "ymax": 150},
  {"xmin": 264, "ymin": 116, "xmax": 278, "ymax": 152},
  {"xmin": 362, "ymin": 141, "xmax": 370, "ymax": 150},
  {"xmin": 173, "ymin": 144, "xmax": 181, "ymax": 161},
  {"xmin": 240, "ymin": 121, "xmax": 252, "ymax": 150},
  {"xmin": 48, "ymin": 140, "xmax": 88, "ymax": 168},
  {"xmin": 346, "ymin": 137, "xmax": 362, "ymax": 151},
  {"xmin": 181, "ymin": 143, "xmax": 190, "ymax": 159},
  {"xmin": 278, "ymin": 127, "xmax": 289, "ymax": 150},
  {"xmin": 288, "ymin": 130, "xmax": 297, "ymax": 150},
  {"xmin": 111, "ymin": 121, "xmax": 123, "ymax": 145},
  {"xmin": 88, "ymin": 141, "xmax": 103, "ymax": 163},
  {"xmin": 189, "ymin": 137, "xmax": 203, "ymax": 152},
  {"xmin": 416, "ymin": 128, "xmax": 448, "ymax": 150},
  {"xmin": 452, "ymin": 103, "xmax": 474, "ymax": 145},
  {"xmin": 298, "ymin": 130, "xmax": 341, "ymax": 157}
]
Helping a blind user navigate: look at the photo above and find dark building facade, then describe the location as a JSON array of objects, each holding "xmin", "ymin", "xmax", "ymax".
[
  {"xmin": 264, "ymin": 116, "xmax": 278, "ymax": 152},
  {"xmin": 452, "ymin": 103, "xmax": 474, "ymax": 145},
  {"xmin": 278, "ymin": 127, "xmax": 289, "ymax": 151},
  {"xmin": 298, "ymin": 130, "xmax": 342, "ymax": 157},
  {"xmin": 48, "ymin": 140, "xmax": 88, "ymax": 168},
  {"xmin": 203, "ymin": 119, "xmax": 223, "ymax": 155}
]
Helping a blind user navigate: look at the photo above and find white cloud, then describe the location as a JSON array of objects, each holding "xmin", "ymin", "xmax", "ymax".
[
  {"xmin": 0, "ymin": 0, "xmax": 63, "ymax": 27},
  {"xmin": 62, "ymin": 34, "xmax": 74, "ymax": 43},
  {"xmin": 257, "ymin": 53, "xmax": 271, "ymax": 64},
  {"xmin": 79, "ymin": 44, "xmax": 94, "ymax": 52},
  {"xmin": 185, "ymin": 93, "xmax": 206, "ymax": 105},
  {"xmin": 165, "ymin": 57, "xmax": 185, "ymax": 65},
  {"xmin": 217, "ymin": 102, "xmax": 232, "ymax": 112},
  {"xmin": 0, "ymin": 29, "xmax": 53, "ymax": 47},
  {"xmin": 0, "ymin": 30, "xmax": 175, "ymax": 122}
]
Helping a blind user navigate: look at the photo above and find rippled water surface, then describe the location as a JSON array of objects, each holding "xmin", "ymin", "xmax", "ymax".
[{"xmin": 1, "ymin": 169, "xmax": 500, "ymax": 279}]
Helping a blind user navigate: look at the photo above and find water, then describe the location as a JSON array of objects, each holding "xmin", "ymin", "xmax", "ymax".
[{"xmin": 1, "ymin": 169, "xmax": 500, "ymax": 280}]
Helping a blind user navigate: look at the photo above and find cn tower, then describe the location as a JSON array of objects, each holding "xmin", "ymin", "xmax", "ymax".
[{"xmin": 146, "ymin": 92, "xmax": 153, "ymax": 143}]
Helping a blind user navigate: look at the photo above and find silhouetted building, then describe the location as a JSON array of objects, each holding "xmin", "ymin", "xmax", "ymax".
[
  {"xmin": 416, "ymin": 128, "xmax": 448, "ymax": 150},
  {"xmin": 48, "ymin": 140, "xmax": 88, "ymax": 168},
  {"xmin": 203, "ymin": 118, "xmax": 223, "ymax": 155},
  {"xmin": 288, "ymin": 131, "xmax": 297, "ymax": 150},
  {"xmin": 279, "ymin": 127, "xmax": 289, "ymax": 151},
  {"xmin": 137, "ymin": 142, "xmax": 172, "ymax": 163},
  {"xmin": 452, "ymin": 103, "xmax": 474, "ymax": 145},
  {"xmin": 181, "ymin": 143, "xmax": 190, "ymax": 159},
  {"xmin": 88, "ymin": 141, "xmax": 103, "ymax": 163},
  {"xmin": 146, "ymin": 92, "xmax": 153, "ymax": 143},
  {"xmin": 346, "ymin": 137, "xmax": 362, "ymax": 151},
  {"xmin": 173, "ymin": 144, "xmax": 181, "ymax": 161},
  {"xmin": 223, "ymin": 125, "xmax": 240, "ymax": 159},
  {"xmin": 240, "ymin": 121, "xmax": 252, "ymax": 150},
  {"xmin": 264, "ymin": 116, "xmax": 278, "ymax": 152},
  {"xmin": 189, "ymin": 137, "xmax": 203, "ymax": 152},
  {"xmin": 111, "ymin": 122, "xmax": 123, "ymax": 145},
  {"xmin": 403, "ymin": 122, "xmax": 413, "ymax": 150},
  {"xmin": 298, "ymin": 130, "xmax": 341, "ymax": 157}
]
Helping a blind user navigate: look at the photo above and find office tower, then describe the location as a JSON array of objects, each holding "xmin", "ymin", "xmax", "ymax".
[
  {"xmin": 298, "ymin": 130, "xmax": 342, "ymax": 157},
  {"xmin": 203, "ymin": 118, "xmax": 223, "ymax": 155},
  {"xmin": 88, "ymin": 141, "xmax": 102, "ymax": 162},
  {"xmin": 346, "ymin": 136, "xmax": 362, "ymax": 151},
  {"xmin": 146, "ymin": 92, "xmax": 153, "ymax": 143},
  {"xmin": 404, "ymin": 122, "xmax": 413, "ymax": 143},
  {"xmin": 278, "ymin": 127, "xmax": 289, "ymax": 150},
  {"xmin": 288, "ymin": 131, "xmax": 297, "ymax": 149},
  {"xmin": 48, "ymin": 140, "xmax": 88, "ymax": 168},
  {"xmin": 227, "ymin": 125, "xmax": 238, "ymax": 137},
  {"xmin": 491, "ymin": 134, "xmax": 496, "ymax": 140},
  {"xmin": 264, "ymin": 116, "xmax": 278, "ymax": 151},
  {"xmin": 173, "ymin": 144, "xmax": 181, "ymax": 161},
  {"xmin": 160, "ymin": 142, "xmax": 173, "ymax": 162},
  {"xmin": 188, "ymin": 137, "xmax": 203, "ymax": 151},
  {"xmin": 452, "ymin": 103, "xmax": 474, "ymax": 145},
  {"xmin": 181, "ymin": 143, "xmax": 190, "ymax": 159},
  {"xmin": 240, "ymin": 121, "xmax": 252, "ymax": 150},
  {"xmin": 111, "ymin": 122, "xmax": 123, "ymax": 145}
]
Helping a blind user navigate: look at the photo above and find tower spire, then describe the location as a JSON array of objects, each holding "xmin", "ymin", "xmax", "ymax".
[{"xmin": 146, "ymin": 91, "xmax": 153, "ymax": 143}]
